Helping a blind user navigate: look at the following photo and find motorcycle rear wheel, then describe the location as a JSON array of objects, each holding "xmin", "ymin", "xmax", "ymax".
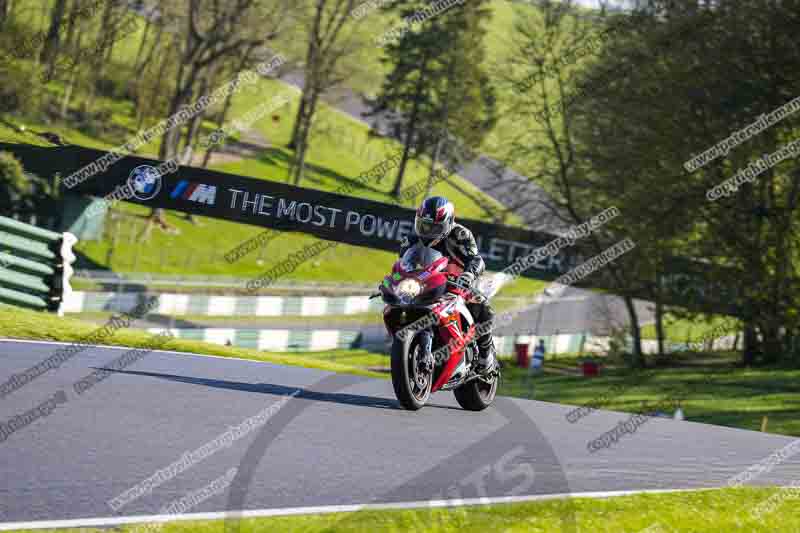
[
  {"xmin": 454, "ymin": 374, "xmax": 498, "ymax": 411},
  {"xmin": 391, "ymin": 336, "xmax": 432, "ymax": 410}
]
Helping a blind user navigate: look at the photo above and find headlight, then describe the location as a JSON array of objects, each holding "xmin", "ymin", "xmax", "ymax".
[{"xmin": 395, "ymin": 278, "xmax": 422, "ymax": 303}]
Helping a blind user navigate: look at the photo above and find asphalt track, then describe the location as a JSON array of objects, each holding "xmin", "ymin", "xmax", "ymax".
[
  {"xmin": 496, "ymin": 286, "xmax": 657, "ymax": 336},
  {"xmin": 2, "ymin": 339, "xmax": 799, "ymax": 530}
]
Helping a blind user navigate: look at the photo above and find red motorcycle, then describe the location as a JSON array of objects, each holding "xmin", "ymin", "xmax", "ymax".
[{"xmin": 373, "ymin": 243, "xmax": 499, "ymax": 411}]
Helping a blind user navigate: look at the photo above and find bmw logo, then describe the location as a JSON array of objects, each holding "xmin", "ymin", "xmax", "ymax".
[{"xmin": 127, "ymin": 165, "xmax": 163, "ymax": 201}]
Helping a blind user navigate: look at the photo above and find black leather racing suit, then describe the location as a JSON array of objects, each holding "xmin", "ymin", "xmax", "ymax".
[{"xmin": 399, "ymin": 223, "xmax": 496, "ymax": 356}]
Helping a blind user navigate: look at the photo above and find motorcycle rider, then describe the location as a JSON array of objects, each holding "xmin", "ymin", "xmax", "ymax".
[{"xmin": 399, "ymin": 196, "xmax": 497, "ymax": 374}]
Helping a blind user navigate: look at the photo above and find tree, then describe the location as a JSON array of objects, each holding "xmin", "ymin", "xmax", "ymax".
[
  {"xmin": 0, "ymin": 0, "xmax": 9, "ymax": 29},
  {"xmin": 41, "ymin": 0, "xmax": 138, "ymax": 117},
  {"xmin": 39, "ymin": 0, "xmax": 68, "ymax": 80},
  {"xmin": 536, "ymin": 0, "xmax": 800, "ymax": 365},
  {"xmin": 496, "ymin": 0, "xmax": 655, "ymax": 366},
  {"xmin": 287, "ymin": 0, "xmax": 364, "ymax": 185},
  {"xmin": 133, "ymin": 17, "xmax": 175, "ymax": 130},
  {"xmin": 368, "ymin": 0, "xmax": 495, "ymax": 198},
  {"xmin": 82, "ymin": 0, "xmax": 137, "ymax": 112},
  {"xmin": 199, "ymin": 47, "xmax": 258, "ymax": 169},
  {"xmin": 418, "ymin": 1, "xmax": 496, "ymax": 196},
  {"xmin": 146, "ymin": 0, "xmax": 291, "ymax": 232}
]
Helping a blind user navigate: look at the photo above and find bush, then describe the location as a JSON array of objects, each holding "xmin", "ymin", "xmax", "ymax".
[
  {"xmin": 0, "ymin": 152, "xmax": 55, "ymax": 216},
  {"xmin": 0, "ymin": 151, "xmax": 28, "ymax": 210},
  {"xmin": 0, "ymin": 18, "xmax": 46, "ymax": 115},
  {"xmin": 94, "ymin": 69, "xmax": 130, "ymax": 100},
  {"xmin": 0, "ymin": 61, "xmax": 44, "ymax": 115}
]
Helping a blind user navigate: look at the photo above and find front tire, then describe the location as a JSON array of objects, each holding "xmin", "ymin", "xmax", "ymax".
[
  {"xmin": 391, "ymin": 335, "xmax": 431, "ymax": 410},
  {"xmin": 454, "ymin": 374, "xmax": 498, "ymax": 411}
]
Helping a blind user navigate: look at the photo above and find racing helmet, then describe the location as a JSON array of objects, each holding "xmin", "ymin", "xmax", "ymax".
[{"xmin": 415, "ymin": 196, "xmax": 455, "ymax": 245}]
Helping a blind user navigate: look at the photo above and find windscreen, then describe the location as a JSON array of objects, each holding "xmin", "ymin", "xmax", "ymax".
[{"xmin": 400, "ymin": 243, "xmax": 444, "ymax": 272}]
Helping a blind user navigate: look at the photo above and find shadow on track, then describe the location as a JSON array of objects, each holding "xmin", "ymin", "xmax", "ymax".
[{"xmin": 94, "ymin": 368, "xmax": 460, "ymax": 412}]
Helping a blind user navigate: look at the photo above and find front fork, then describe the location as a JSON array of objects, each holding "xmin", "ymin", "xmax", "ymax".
[{"xmin": 418, "ymin": 329, "xmax": 434, "ymax": 373}]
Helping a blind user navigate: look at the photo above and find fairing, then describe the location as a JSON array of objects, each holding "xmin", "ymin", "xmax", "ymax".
[{"xmin": 381, "ymin": 242, "xmax": 478, "ymax": 393}]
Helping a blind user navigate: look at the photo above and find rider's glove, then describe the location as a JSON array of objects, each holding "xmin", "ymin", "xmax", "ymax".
[{"xmin": 456, "ymin": 271, "xmax": 475, "ymax": 289}]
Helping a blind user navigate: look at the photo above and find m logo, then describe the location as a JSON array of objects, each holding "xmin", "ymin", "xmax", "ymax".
[{"xmin": 171, "ymin": 181, "xmax": 217, "ymax": 205}]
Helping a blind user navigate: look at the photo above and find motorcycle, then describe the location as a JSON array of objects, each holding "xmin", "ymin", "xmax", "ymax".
[{"xmin": 372, "ymin": 242, "xmax": 500, "ymax": 411}]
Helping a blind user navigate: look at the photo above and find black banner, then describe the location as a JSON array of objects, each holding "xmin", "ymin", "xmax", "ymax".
[{"xmin": 3, "ymin": 143, "xmax": 587, "ymax": 280}]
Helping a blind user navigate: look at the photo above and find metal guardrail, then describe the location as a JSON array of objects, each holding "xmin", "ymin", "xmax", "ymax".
[
  {"xmin": 69, "ymin": 273, "xmax": 533, "ymax": 314},
  {"xmin": 0, "ymin": 216, "xmax": 77, "ymax": 314}
]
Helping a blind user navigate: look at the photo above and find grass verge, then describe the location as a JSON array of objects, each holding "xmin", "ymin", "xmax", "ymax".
[
  {"xmin": 4, "ymin": 487, "xmax": 799, "ymax": 532},
  {"xmin": 499, "ymin": 353, "xmax": 800, "ymax": 437},
  {"xmin": 0, "ymin": 305, "xmax": 386, "ymax": 379},
  {"xmin": 640, "ymin": 313, "xmax": 740, "ymax": 343}
]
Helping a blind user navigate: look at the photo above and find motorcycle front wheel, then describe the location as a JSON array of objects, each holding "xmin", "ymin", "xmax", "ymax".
[{"xmin": 391, "ymin": 334, "xmax": 432, "ymax": 410}]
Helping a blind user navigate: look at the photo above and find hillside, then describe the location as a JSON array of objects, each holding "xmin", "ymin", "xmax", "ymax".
[{"xmin": 0, "ymin": 3, "xmax": 549, "ymax": 296}]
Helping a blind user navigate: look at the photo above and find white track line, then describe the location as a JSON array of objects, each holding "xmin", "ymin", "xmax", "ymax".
[{"xmin": 0, "ymin": 488, "xmax": 727, "ymax": 531}]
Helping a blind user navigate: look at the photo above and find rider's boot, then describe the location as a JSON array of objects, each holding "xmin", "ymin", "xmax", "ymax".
[{"xmin": 475, "ymin": 337, "xmax": 497, "ymax": 375}]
